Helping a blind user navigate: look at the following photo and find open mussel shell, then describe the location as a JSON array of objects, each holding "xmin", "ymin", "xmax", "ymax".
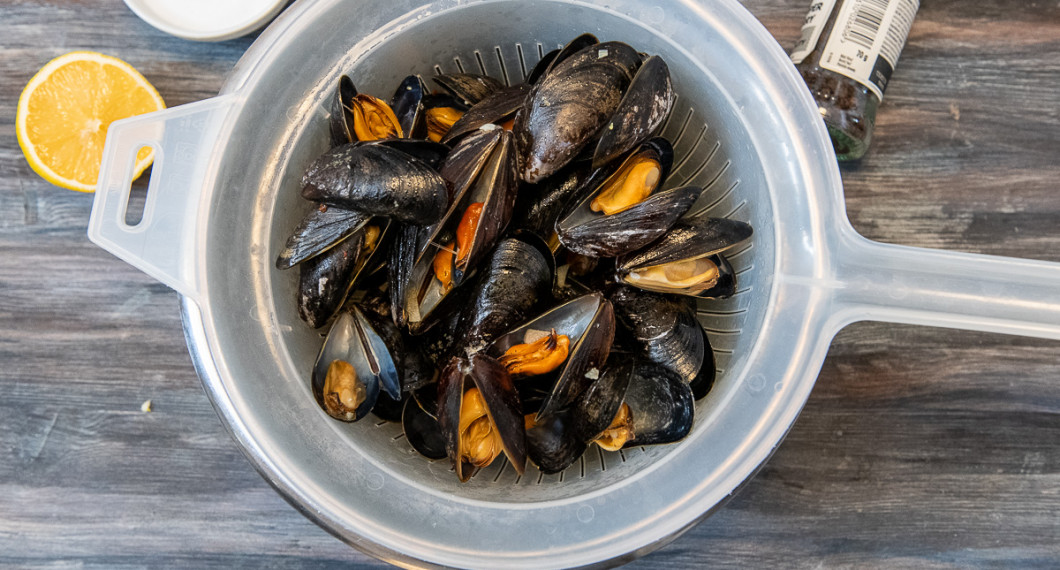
[
  {"xmin": 592, "ymin": 55, "xmax": 675, "ymax": 169},
  {"xmin": 276, "ymin": 205, "xmax": 370, "ymax": 269},
  {"xmin": 431, "ymin": 73, "xmax": 504, "ymax": 107},
  {"xmin": 572, "ymin": 353, "xmax": 635, "ymax": 442},
  {"xmin": 300, "ymin": 143, "xmax": 447, "ymax": 225},
  {"xmin": 403, "ymin": 129, "xmax": 522, "ymax": 333},
  {"xmin": 403, "ymin": 394, "xmax": 448, "ymax": 460},
  {"xmin": 487, "ymin": 292, "xmax": 616, "ymax": 421},
  {"xmin": 437, "ymin": 353, "xmax": 527, "ymax": 482},
  {"xmin": 515, "ymin": 41, "xmax": 643, "ymax": 183},
  {"xmin": 311, "ymin": 306, "xmax": 401, "ymax": 422},
  {"xmin": 622, "ymin": 362, "xmax": 694, "ymax": 447},
  {"xmin": 556, "ymin": 139, "xmax": 693, "ymax": 258},
  {"xmin": 451, "ymin": 233, "xmax": 555, "ymax": 355},
  {"xmin": 329, "ymin": 75, "xmax": 358, "ymax": 147},
  {"xmin": 609, "ymin": 284, "xmax": 704, "ymax": 384},
  {"xmin": 442, "ymin": 83, "xmax": 530, "ymax": 144},
  {"xmin": 525, "ymin": 410, "xmax": 586, "ymax": 475},
  {"xmin": 390, "ymin": 74, "xmax": 428, "ymax": 139},
  {"xmin": 616, "ymin": 214, "xmax": 753, "ymax": 297},
  {"xmin": 298, "ymin": 219, "xmax": 390, "ymax": 329},
  {"xmin": 556, "ymin": 184, "xmax": 700, "ymax": 258}
]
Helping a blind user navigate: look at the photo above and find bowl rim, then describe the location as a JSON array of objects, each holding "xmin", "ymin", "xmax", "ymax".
[{"xmin": 122, "ymin": 0, "xmax": 289, "ymax": 42}]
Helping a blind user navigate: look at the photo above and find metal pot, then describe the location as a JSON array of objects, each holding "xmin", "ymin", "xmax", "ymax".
[{"xmin": 87, "ymin": 0, "xmax": 1060, "ymax": 567}]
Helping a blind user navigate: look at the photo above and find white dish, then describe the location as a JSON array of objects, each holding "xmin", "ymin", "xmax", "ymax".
[{"xmin": 123, "ymin": 0, "xmax": 288, "ymax": 42}]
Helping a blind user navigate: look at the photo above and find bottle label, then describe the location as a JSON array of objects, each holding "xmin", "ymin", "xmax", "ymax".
[
  {"xmin": 819, "ymin": 0, "xmax": 919, "ymax": 100},
  {"xmin": 790, "ymin": 0, "xmax": 838, "ymax": 65}
]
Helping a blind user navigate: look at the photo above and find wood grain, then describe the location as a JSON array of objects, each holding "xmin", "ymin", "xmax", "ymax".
[{"xmin": 1, "ymin": 0, "xmax": 1058, "ymax": 568}]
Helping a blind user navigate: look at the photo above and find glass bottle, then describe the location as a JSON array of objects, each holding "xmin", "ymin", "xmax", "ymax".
[{"xmin": 790, "ymin": 0, "xmax": 919, "ymax": 160}]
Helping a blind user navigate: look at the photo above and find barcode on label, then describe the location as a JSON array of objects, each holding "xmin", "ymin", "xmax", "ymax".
[
  {"xmin": 879, "ymin": 0, "xmax": 917, "ymax": 66},
  {"xmin": 819, "ymin": 0, "xmax": 919, "ymax": 100},
  {"xmin": 842, "ymin": 0, "xmax": 888, "ymax": 51}
]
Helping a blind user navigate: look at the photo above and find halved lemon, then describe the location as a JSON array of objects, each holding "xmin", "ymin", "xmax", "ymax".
[{"xmin": 16, "ymin": 51, "xmax": 166, "ymax": 193}]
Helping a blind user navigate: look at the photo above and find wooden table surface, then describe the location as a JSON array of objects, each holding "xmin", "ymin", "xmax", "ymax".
[{"xmin": 2, "ymin": 1, "xmax": 1058, "ymax": 567}]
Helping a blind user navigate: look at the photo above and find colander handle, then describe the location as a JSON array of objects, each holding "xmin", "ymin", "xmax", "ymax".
[
  {"xmin": 87, "ymin": 95, "xmax": 239, "ymax": 305},
  {"xmin": 831, "ymin": 227, "xmax": 1060, "ymax": 340}
]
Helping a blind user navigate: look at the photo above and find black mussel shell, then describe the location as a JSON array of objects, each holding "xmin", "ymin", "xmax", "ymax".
[
  {"xmin": 391, "ymin": 74, "xmax": 428, "ymax": 139},
  {"xmin": 609, "ymin": 284, "xmax": 704, "ymax": 384},
  {"xmin": 403, "ymin": 130, "xmax": 522, "ymax": 334},
  {"xmin": 301, "ymin": 143, "xmax": 447, "ymax": 225},
  {"xmin": 403, "ymin": 396, "xmax": 448, "ymax": 460},
  {"xmin": 360, "ymin": 302, "xmax": 436, "ymax": 394},
  {"xmin": 689, "ymin": 326, "xmax": 716, "ymax": 401},
  {"xmin": 623, "ymin": 363, "xmax": 694, "ymax": 447},
  {"xmin": 374, "ymin": 139, "xmax": 450, "ymax": 170},
  {"xmin": 539, "ymin": 33, "xmax": 600, "ymax": 80},
  {"xmin": 276, "ymin": 205, "xmax": 370, "ymax": 269},
  {"xmin": 387, "ymin": 223, "xmax": 428, "ymax": 328},
  {"xmin": 557, "ymin": 185, "xmax": 699, "ymax": 258},
  {"xmin": 451, "ymin": 234, "xmax": 554, "ymax": 355},
  {"xmin": 431, "ymin": 73, "xmax": 504, "ymax": 107},
  {"xmin": 298, "ymin": 219, "xmax": 390, "ymax": 329},
  {"xmin": 617, "ymin": 215, "xmax": 753, "ymax": 297},
  {"xmin": 298, "ymin": 230, "xmax": 363, "ymax": 329},
  {"xmin": 511, "ymin": 161, "xmax": 592, "ymax": 240},
  {"xmin": 442, "ymin": 83, "xmax": 531, "ymax": 144},
  {"xmin": 438, "ymin": 124, "xmax": 503, "ymax": 203},
  {"xmin": 553, "ymin": 137, "xmax": 677, "ymax": 256},
  {"xmin": 329, "ymin": 75, "xmax": 358, "ymax": 147},
  {"xmin": 700, "ymin": 253, "xmax": 737, "ymax": 299},
  {"xmin": 437, "ymin": 354, "xmax": 527, "ymax": 482},
  {"xmin": 526, "ymin": 49, "xmax": 560, "ymax": 86},
  {"xmin": 526, "ymin": 410, "xmax": 586, "ymax": 474},
  {"xmin": 592, "ymin": 55, "xmax": 675, "ymax": 169},
  {"xmin": 372, "ymin": 390, "xmax": 407, "ymax": 423},
  {"xmin": 311, "ymin": 306, "xmax": 401, "ymax": 421},
  {"xmin": 515, "ymin": 41, "xmax": 642, "ymax": 183},
  {"xmin": 487, "ymin": 293, "xmax": 616, "ymax": 421},
  {"xmin": 573, "ymin": 354, "xmax": 635, "ymax": 442}
]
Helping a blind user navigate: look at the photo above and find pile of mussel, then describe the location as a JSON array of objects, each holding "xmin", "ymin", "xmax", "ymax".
[{"xmin": 278, "ymin": 34, "xmax": 753, "ymax": 481}]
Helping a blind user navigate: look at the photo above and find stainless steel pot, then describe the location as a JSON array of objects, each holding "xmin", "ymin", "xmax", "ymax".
[{"xmin": 88, "ymin": 0, "xmax": 1060, "ymax": 567}]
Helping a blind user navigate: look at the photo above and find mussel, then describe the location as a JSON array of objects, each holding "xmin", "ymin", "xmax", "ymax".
[
  {"xmin": 450, "ymin": 233, "xmax": 554, "ymax": 354},
  {"xmin": 609, "ymin": 284, "xmax": 707, "ymax": 386},
  {"xmin": 298, "ymin": 219, "xmax": 389, "ymax": 329},
  {"xmin": 619, "ymin": 363, "xmax": 694, "ymax": 446},
  {"xmin": 617, "ymin": 215, "xmax": 753, "ymax": 297},
  {"xmin": 403, "ymin": 128, "xmax": 521, "ymax": 333},
  {"xmin": 437, "ymin": 353, "xmax": 527, "ymax": 481},
  {"xmin": 276, "ymin": 204, "xmax": 370, "ymax": 269},
  {"xmin": 390, "ymin": 74, "xmax": 429, "ymax": 139},
  {"xmin": 432, "ymin": 73, "xmax": 504, "ymax": 107},
  {"xmin": 300, "ymin": 143, "xmax": 447, "ymax": 225},
  {"xmin": 591, "ymin": 55, "xmax": 675, "ymax": 169},
  {"xmin": 329, "ymin": 75, "xmax": 404, "ymax": 145},
  {"xmin": 515, "ymin": 41, "xmax": 643, "ymax": 183},
  {"xmin": 442, "ymin": 83, "xmax": 530, "ymax": 144},
  {"xmin": 556, "ymin": 139, "xmax": 700, "ymax": 258},
  {"xmin": 488, "ymin": 292, "xmax": 615, "ymax": 420},
  {"xmin": 311, "ymin": 306, "xmax": 401, "ymax": 422}
]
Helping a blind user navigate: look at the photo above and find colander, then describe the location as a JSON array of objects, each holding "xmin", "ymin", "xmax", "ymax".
[{"xmin": 86, "ymin": 0, "xmax": 1060, "ymax": 567}]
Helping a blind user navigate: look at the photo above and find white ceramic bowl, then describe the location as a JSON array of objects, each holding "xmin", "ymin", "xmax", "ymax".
[{"xmin": 123, "ymin": 0, "xmax": 289, "ymax": 42}]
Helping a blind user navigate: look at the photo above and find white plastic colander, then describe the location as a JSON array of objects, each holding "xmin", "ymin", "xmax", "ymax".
[{"xmin": 87, "ymin": 0, "xmax": 1060, "ymax": 567}]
